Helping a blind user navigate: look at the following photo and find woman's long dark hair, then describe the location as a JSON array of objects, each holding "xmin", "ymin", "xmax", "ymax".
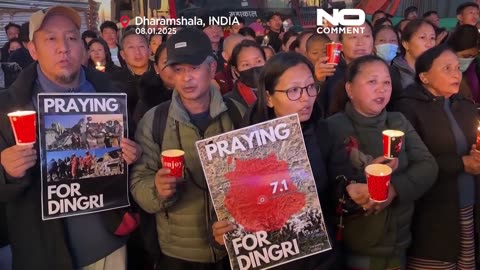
[
  {"xmin": 255, "ymin": 52, "xmax": 315, "ymax": 122},
  {"xmin": 86, "ymin": 38, "xmax": 115, "ymax": 69}
]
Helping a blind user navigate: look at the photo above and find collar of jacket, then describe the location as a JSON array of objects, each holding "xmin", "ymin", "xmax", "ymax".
[
  {"xmin": 36, "ymin": 64, "xmax": 92, "ymax": 93},
  {"xmin": 125, "ymin": 61, "xmax": 155, "ymax": 77},
  {"xmin": 392, "ymin": 56, "xmax": 415, "ymax": 76},
  {"xmin": 169, "ymin": 85, "xmax": 228, "ymax": 125},
  {"xmin": 7, "ymin": 62, "xmax": 115, "ymax": 108},
  {"xmin": 402, "ymin": 82, "xmax": 469, "ymax": 104},
  {"xmin": 344, "ymin": 101, "xmax": 387, "ymax": 128}
]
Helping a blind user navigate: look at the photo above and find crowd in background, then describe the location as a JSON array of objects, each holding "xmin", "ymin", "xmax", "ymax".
[{"xmin": 1, "ymin": 2, "xmax": 480, "ymax": 270}]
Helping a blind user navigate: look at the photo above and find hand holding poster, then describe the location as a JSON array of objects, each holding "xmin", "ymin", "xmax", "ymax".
[
  {"xmin": 38, "ymin": 93, "xmax": 130, "ymax": 220},
  {"xmin": 196, "ymin": 114, "xmax": 331, "ymax": 270}
]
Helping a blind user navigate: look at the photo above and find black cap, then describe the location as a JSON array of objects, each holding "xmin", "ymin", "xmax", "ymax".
[{"xmin": 165, "ymin": 27, "xmax": 213, "ymax": 67}]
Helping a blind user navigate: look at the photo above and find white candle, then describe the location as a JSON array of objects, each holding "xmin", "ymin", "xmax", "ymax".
[{"xmin": 95, "ymin": 62, "xmax": 106, "ymax": 72}]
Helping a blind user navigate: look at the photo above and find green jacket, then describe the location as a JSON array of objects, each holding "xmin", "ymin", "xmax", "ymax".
[
  {"xmin": 130, "ymin": 86, "xmax": 245, "ymax": 263},
  {"xmin": 327, "ymin": 102, "xmax": 438, "ymax": 256}
]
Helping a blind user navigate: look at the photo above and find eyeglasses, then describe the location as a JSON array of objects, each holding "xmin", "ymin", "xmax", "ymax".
[{"xmin": 273, "ymin": 83, "xmax": 320, "ymax": 101}]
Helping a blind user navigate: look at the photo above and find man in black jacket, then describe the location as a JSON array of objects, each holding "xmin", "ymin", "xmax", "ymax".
[
  {"xmin": 111, "ymin": 30, "xmax": 156, "ymax": 126},
  {"xmin": 265, "ymin": 12, "xmax": 283, "ymax": 52},
  {"xmin": 0, "ymin": 6, "xmax": 141, "ymax": 270},
  {"xmin": 8, "ymin": 22, "xmax": 34, "ymax": 69},
  {"xmin": 0, "ymin": 22, "xmax": 20, "ymax": 62},
  {"xmin": 100, "ymin": 21, "xmax": 126, "ymax": 67}
]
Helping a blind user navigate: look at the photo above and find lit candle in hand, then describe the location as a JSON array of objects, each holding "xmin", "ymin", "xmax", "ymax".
[
  {"xmin": 262, "ymin": 35, "xmax": 269, "ymax": 46},
  {"xmin": 95, "ymin": 62, "xmax": 106, "ymax": 72}
]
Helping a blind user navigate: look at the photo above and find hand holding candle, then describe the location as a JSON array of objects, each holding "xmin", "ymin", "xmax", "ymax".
[
  {"xmin": 161, "ymin": 149, "xmax": 185, "ymax": 178},
  {"xmin": 326, "ymin": 42, "xmax": 342, "ymax": 64},
  {"xmin": 8, "ymin": 111, "xmax": 37, "ymax": 145},
  {"xmin": 261, "ymin": 35, "xmax": 270, "ymax": 46},
  {"xmin": 0, "ymin": 144, "xmax": 37, "ymax": 178},
  {"xmin": 365, "ymin": 164, "xmax": 392, "ymax": 202},
  {"xmin": 95, "ymin": 62, "xmax": 106, "ymax": 72},
  {"xmin": 3, "ymin": 110, "xmax": 37, "ymax": 178},
  {"xmin": 382, "ymin": 130, "xmax": 404, "ymax": 159}
]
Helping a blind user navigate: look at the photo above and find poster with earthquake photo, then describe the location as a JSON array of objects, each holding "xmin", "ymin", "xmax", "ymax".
[
  {"xmin": 38, "ymin": 93, "xmax": 130, "ymax": 220},
  {"xmin": 196, "ymin": 114, "xmax": 331, "ymax": 270}
]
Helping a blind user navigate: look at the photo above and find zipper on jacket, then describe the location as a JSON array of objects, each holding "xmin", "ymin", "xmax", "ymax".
[
  {"xmin": 162, "ymin": 201, "xmax": 169, "ymax": 219},
  {"xmin": 205, "ymin": 190, "xmax": 217, "ymax": 262}
]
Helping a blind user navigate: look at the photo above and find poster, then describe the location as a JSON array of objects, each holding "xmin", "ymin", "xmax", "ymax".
[
  {"xmin": 38, "ymin": 93, "xmax": 130, "ymax": 220},
  {"xmin": 196, "ymin": 114, "xmax": 331, "ymax": 270}
]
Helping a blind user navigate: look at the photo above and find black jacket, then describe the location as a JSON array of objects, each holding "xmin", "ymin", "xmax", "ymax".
[
  {"xmin": 320, "ymin": 58, "xmax": 347, "ymax": 117},
  {"xmin": 8, "ymin": 47, "xmax": 34, "ymax": 69},
  {"xmin": 0, "ymin": 63, "xmax": 130, "ymax": 270},
  {"xmin": 0, "ymin": 62, "xmax": 22, "ymax": 89},
  {"xmin": 0, "ymin": 42, "xmax": 10, "ymax": 62},
  {"xmin": 392, "ymin": 83, "xmax": 480, "ymax": 262},
  {"xmin": 0, "ymin": 203, "xmax": 7, "ymax": 247},
  {"xmin": 266, "ymin": 30, "xmax": 282, "ymax": 52},
  {"xmin": 110, "ymin": 62, "xmax": 156, "ymax": 120},
  {"xmin": 243, "ymin": 103, "xmax": 354, "ymax": 269},
  {"xmin": 132, "ymin": 72, "xmax": 172, "ymax": 128},
  {"xmin": 86, "ymin": 61, "xmax": 121, "ymax": 76}
]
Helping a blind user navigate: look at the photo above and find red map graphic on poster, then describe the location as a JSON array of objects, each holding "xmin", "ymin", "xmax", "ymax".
[{"xmin": 224, "ymin": 153, "xmax": 305, "ymax": 232}]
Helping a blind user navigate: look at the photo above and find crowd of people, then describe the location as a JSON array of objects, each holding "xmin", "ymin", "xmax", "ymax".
[
  {"xmin": 47, "ymin": 151, "xmax": 97, "ymax": 181},
  {"xmin": 1, "ymin": 1, "xmax": 480, "ymax": 270},
  {"xmin": 47, "ymin": 117, "xmax": 123, "ymax": 151}
]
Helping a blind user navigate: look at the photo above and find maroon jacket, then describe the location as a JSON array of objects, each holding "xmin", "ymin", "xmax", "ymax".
[{"xmin": 214, "ymin": 66, "xmax": 234, "ymax": 95}]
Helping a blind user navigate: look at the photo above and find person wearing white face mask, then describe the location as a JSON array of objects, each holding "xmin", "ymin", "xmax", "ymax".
[
  {"xmin": 374, "ymin": 25, "xmax": 400, "ymax": 63},
  {"xmin": 447, "ymin": 24, "xmax": 480, "ymax": 104}
]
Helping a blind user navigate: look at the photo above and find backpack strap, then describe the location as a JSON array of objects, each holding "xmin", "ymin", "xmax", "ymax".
[
  {"xmin": 223, "ymin": 97, "xmax": 244, "ymax": 129},
  {"xmin": 152, "ymin": 100, "xmax": 172, "ymax": 147},
  {"xmin": 140, "ymin": 100, "xmax": 172, "ymax": 263},
  {"xmin": 152, "ymin": 97, "xmax": 243, "ymax": 148}
]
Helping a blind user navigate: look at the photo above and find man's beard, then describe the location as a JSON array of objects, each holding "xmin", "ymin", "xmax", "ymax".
[{"xmin": 55, "ymin": 71, "xmax": 79, "ymax": 85}]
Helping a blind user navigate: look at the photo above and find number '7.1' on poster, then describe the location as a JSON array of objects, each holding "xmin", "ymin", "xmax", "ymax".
[{"xmin": 196, "ymin": 114, "xmax": 332, "ymax": 270}]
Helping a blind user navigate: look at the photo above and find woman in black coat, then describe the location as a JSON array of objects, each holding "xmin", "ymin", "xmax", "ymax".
[
  {"xmin": 212, "ymin": 52, "xmax": 359, "ymax": 269},
  {"xmin": 86, "ymin": 38, "xmax": 121, "ymax": 74},
  {"xmin": 392, "ymin": 45, "xmax": 480, "ymax": 269}
]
